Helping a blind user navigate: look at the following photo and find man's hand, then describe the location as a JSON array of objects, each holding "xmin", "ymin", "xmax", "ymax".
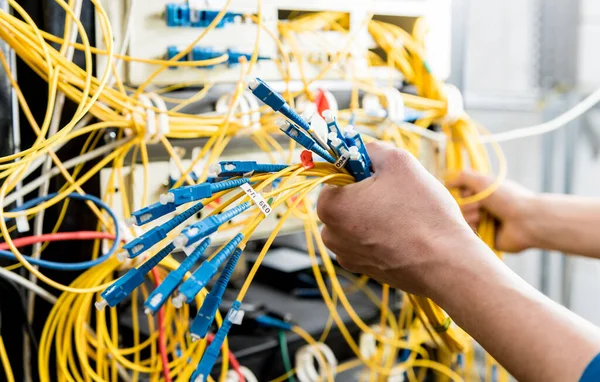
[
  {"xmin": 447, "ymin": 172, "xmax": 537, "ymax": 253},
  {"xmin": 317, "ymin": 141, "xmax": 480, "ymax": 297}
]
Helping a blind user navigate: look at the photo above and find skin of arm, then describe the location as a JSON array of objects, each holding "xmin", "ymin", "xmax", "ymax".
[
  {"xmin": 447, "ymin": 171, "xmax": 600, "ymax": 259},
  {"xmin": 317, "ymin": 142, "xmax": 600, "ymax": 382}
]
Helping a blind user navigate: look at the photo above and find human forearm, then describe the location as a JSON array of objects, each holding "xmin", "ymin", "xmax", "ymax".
[
  {"xmin": 431, "ymin": 235, "xmax": 600, "ymax": 382},
  {"xmin": 526, "ymin": 195, "xmax": 600, "ymax": 258}
]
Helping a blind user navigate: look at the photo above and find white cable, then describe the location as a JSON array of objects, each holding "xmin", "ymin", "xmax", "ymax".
[
  {"xmin": 2, "ymin": 138, "xmax": 131, "ymax": 207},
  {"xmin": 479, "ymin": 87, "xmax": 600, "ymax": 143},
  {"xmin": 112, "ymin": 0, "xmax": 135, "ymax": 82},
  {"xmin": 225, "ymin": 366, "xmax": 258, "ymax": 382},
  {"xmin": 14, "ymin": 114, "xmax": 93, "ymax": 192},
  {"xmin": 295, "ymin": 342, "xmax": 337, "ymax": 382},
  {"xmin": 0, "ymin": 267, "xmax": 57, "ymax": 304}
]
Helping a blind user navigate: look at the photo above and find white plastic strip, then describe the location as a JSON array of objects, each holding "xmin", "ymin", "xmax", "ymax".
[
  {"xmin": 149, "ymin": 92, "xmax": 170, "ymax": 141},
  {"xmin": 16, "ymin": 216, "xmax": 30, "ymax": 233},
  {"xmin": 240, "ymin": 183, "xmax": 272, "ymax": 217}
]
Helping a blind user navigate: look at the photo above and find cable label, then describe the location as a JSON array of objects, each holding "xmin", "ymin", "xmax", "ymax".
[
  {"xmin": 240, "ymin": 183, "xmax": 272, "ymax": 217},
  {"xmin": 334, "ymin": 153, "xmax": 349, "ymax": 169}
]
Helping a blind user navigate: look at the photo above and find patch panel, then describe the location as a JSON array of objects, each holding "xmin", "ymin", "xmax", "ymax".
[{"xmin": 96, "ymin": 0, "xmax": 451, "ymax": 86}]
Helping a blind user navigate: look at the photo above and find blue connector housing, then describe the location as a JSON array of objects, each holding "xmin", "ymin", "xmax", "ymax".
[
  {"xmin": 98, "ymin": 243, "xmax": 175, "ymax": 308},
  {"xmin": 190, "ymin": 10, "xmax": 242, "ymax": 28},
  {"xmin": 144, "ymin": 238, "xmax": 211, "ymax": 315},
  {"xmin": 165, "ymin": 3, "xmax": 190, "ymax": 27},
  {"xmin": 255, "ymin": 315, "xmax": 293, "ymax": 331},
  {"xmin": 344, "ymin": 125, "xmax": 372, "ymax": 169},
  {"xmin": 175, "ymin": 234, "xmax": 244, "ymax": 305},
  {"xmin": 130, "ymin": 201, "xmax": 176, "ymax": 226},
  {"xmin": 190, "ymin": 247, "xmax": 243, "ymax": 340},
  {"xmin": 124, "ymin": 202, "xmax": 204, "ymax": 258},
  {"xmin": 166, "ymin": 46, "xmax": 185, "ymax": 71},
  {"xmin": 166, "ymin": 4, "xmax": 241, "ymax": 28},
  {"xmin": 190, "ymin": 46, "xmax": 222, "ymax": 68},
  {"xmin": 322, "ymin": 110, "xmax": 345, "ymax": 143},
  {"xmin": 248, "ymin": 77, "xmax": 311, "ymax": 131},
  {"xmin": 176, "ymin": 203, "xmax": 250, "ymax": 248},
  {"xmin": 162, "ymin": 178, "xmax": 250, "ymax": 206},
  {"xmin": 211, "ymin": 161, "xmax": 288, "ymax": 177},
  {"xmin": 327, "ymin": 132, "xmax": 349, "ymax": 159},
  {"xmin": 191, "ymin": 301, "xmax": 243, "ymax": 382},
  {"xmin": 278, "ymin": 120, "xmax": 336, "ymax": 163},
  {"xmin": 347, "ymin": 147, "xmax": 371, "ymax": 181}
]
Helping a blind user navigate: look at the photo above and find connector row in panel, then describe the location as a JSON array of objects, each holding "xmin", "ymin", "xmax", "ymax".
[{"xmin": 166, "ymin": 46, "xmax": 269, "ymax": 69}]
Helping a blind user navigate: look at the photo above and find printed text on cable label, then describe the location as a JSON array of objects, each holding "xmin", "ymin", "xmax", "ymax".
[{"xmin": 240, "ymin": 183, "xmax": 272, "ymax": 217}]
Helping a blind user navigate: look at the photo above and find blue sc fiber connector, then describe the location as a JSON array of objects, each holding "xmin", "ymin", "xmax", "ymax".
[
  {"xmin": 347, "ymin": 146, "xmax": 371, "ymax": 181},
  {"xmin": 248, "ymin": 77, "xmax": 311, "ymax": 132},
  {"xmin": 160, "ymin": 178, "xmax": 250, "ymax": 206},
  {"xmin": 344, "ymin": 125, "xmax": 372, "ymax": 169},
  {"xmin": 190, "ymin": 9, "xmax": 242, "ymax": 28},
  {"xmin": 277, "ymin": 120, "xmax": 336, "ymax": 163},
  {"xmin": 322, "ymin": 110, "xmax": 345, "ymax": 142},
  {"xmin": 165, "ymin": 3, "xmax": 190, "ymax": 27},
  {"xmin": 255, "ymin": 315, "xmax": 293, "ymax": 331},
  {"xmin": 166, "ymin": 4, "xmax": 241, "ymax": 28},
  {"xmin": 172, "ymin": 234, "xmax": 244, "ymax": 308},
  {"xmin": 123, "ymin": 202, "xmax": 205, "ymax": 259},
  {"xmin": 95, "ymin": 243, "xmax": 175, "ymax": 310},
  {"xmin": 190, "ymin": 247, "xmax": 243, "ymax": 340},
  {"xmin": 191, "ymin": 301, "xmax": 243, "ymax": 382},
  {"xmin": 189, "ymin": 47, "xmax": 270, "ymax": 69},
  {"xmin": 209, "ymin": 161, "xmax": 288, "ymax": 177},
  {"xmin": 174, "ymin": 203, "xmax": 250, "ymax": 248},
  {"xmin": 190, "ymin": 46, "xmax": 222, "ymax": 68},
  {"xmin": 143, "ymin": 238, "xmax": 211, "ymax": 315},
  {"xmin": 327, "ymin": 132, "xmax": 349, "ymax": 159},
  {"xmin": 129, "ymin": 201, "xmax": 176, "ymax": 226}
]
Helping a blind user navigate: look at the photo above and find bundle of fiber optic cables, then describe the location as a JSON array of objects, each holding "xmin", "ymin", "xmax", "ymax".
[{"xmin": 96, "ymin": 77, "xmax": 373, "ymax": 381}]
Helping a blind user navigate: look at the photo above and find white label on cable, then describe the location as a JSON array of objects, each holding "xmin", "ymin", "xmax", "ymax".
[
  {"xmin": 227, "ymin": 309, "xmax": 245, "ymax": 325},
  {"xmin": 240, "ymin": 183, "xmax": 272, "ymax": 217},
  {"xmin": 334, "ymin": 153, "xmax": 349, "ymax": 169},
  {"xmin": 16, "ymin": 216, "xmax": 30, "ymax": 233}
]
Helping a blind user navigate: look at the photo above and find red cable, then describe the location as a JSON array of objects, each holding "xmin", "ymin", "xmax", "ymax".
[
  {"xmin": 0, "ymin": 231, "xmax": 120, "ymax": 250},
  {"xmin": 206, "ymin": 333, "xmax": 245, "ymax": 382},
  {"xmin": 151, "ymin": 268, "xmax": 173, "ymax": 382}
]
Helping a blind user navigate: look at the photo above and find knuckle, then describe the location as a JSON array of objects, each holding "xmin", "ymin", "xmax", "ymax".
[{"xmin": 384, "ymin": 148, "xmax": 412, "ymax": 169}]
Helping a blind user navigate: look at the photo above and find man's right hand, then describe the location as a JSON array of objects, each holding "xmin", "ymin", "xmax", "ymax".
[{"xmin": 447, "ymin": 172, "xmax": 538, "ymax": 253}]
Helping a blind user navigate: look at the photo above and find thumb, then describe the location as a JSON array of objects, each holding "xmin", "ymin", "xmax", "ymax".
[{"xmin": 365, "ymin": 141, "xmax": 410, "ymax": 174}]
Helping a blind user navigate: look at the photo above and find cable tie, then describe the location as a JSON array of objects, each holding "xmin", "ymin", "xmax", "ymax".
[
  {"xmin": 138, "ymin": 94, "xmax": 157, "ymax": 143},
  {"xmin": 384, "ymin": 87, "xmax": 406, "ymax": 123},
  {"xmin": 149, "ymin": 92, "xmax": 170, "ymax": 141},
  {"xmin": 227, "ymin": 308, "xmax": 245, "ymax": 325},
  {"xmin": 239, "ymin": 183, "xmax": 271, "ymax": 217},
  {"xmin": 16, "ymin": 215, "xmax": 30, "ymax": 233},
  {"xmin": 443, "ymin": 84, "xmax": 464, "ymax": 124},
  {"xmin": 300, "ymin": 150, "xmax": 315, "ymax": 170},
  {"xmin": 433, "ymin": 317, "xmax": 453, "ymax": 333}
]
